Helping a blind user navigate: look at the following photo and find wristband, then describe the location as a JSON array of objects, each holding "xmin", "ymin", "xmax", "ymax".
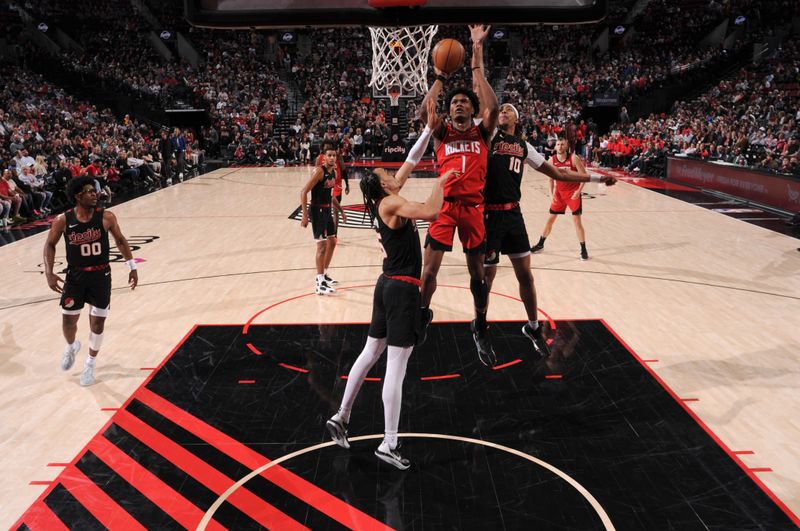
[
  {"xmin": 435, "ymin": 74, "xmax": 447, "ymax": 84},
  {"xmin": 126, "ymin": 259, "xmax": 137, "ymax": 270},
  {"xmin": 589, "ymin": 175, "xmax": 603, "ymax": 183}
]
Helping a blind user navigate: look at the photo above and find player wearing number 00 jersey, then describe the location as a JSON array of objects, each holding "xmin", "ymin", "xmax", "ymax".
[{"xmin": 43, "ymin": 176, "xmax": 139, "ymax": 387}]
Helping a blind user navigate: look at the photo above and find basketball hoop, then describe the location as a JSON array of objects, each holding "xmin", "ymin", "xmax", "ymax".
[{"xmin": 369, "ymin": 25, "xmax": 438, "ymax": 98}]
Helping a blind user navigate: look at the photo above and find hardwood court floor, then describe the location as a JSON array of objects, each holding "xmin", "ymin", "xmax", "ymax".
[{"xmin": 1, "ymin": 166, "xmax": 798, "ymax": 528}]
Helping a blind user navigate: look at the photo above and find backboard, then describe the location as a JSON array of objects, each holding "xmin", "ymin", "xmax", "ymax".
[{"xmin": 185, "ymin": 0, "xmax": 608, "ymax": 28}]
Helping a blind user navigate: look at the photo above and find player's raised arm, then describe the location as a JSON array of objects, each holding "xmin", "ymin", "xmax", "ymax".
[
  {"xmin": 300, "ymin": 167, "xmax": 323, "ymax": 228},
  {"xmin": 392, "ymin": 98, "xmax": 439, "ymax": 189},
  {"xmin": 469, "ymin": 25, "xmax": 499, "ymax": 139},
  {"xmin": 420, "ymin": 68, "xmax": 447, "ymax": 141}
]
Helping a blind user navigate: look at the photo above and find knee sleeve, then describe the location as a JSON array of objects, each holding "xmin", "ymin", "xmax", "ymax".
[{"xmin": 89, "ymin": 331, "xmax": 104, "ymax": 351}]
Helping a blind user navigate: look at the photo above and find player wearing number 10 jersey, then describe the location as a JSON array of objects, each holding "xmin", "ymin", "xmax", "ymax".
[
  {"xmin": 483, "ymin": 103, "xmax": 616, "ymax": 360},
  {"xmin": 43, "ymin": 176, "xmax": 138, "ymax": 387}
]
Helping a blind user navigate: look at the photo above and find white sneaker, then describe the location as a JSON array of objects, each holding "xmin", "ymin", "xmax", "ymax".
[
  {"xmin": 61, "ymin": 341, "xmax": 81, "ymax": 371},
  {"xmin": 80, "ymin": 363, "xmax": 95, "ymax": 386},
  {"xmin": 375, "ymin": 441, "xmax": 410, "ymax": 470},
  {"xmin": 324, "ymin": 274, "xmax": 338, "ymax": 286},
  {"xmin": 315, "ymin": 281, "xmax": 336, "ymax": 295}
]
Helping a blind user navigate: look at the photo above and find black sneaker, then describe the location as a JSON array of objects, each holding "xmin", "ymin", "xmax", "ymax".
[
  {"xmin": 324, "ymin": 274, "xmax": 338, "ymax": 285},
  {"xmin": 580, "ymin": 248, "xmax": 589, "ymax": 261},
  {"xmin": 531, "ymin": 241, "xmax": 544, "ymax": 253},
  {"xmin": 471, "ymin": 320, "xmax": 497, "ymax": 367},
  {"xmin": 522, "ymin": 322, "xmax": 551, "ymax": 359},
  {"xmin": 416, "ymin": 308, "xmax": 433, "ymax": 346},
  {"xmin": 326, "ymin": 417, "xmax": 350, "ymax": 449},
  {"xmin": 375, "ymin": 443, "xmax": 411, "ymax": 470}
]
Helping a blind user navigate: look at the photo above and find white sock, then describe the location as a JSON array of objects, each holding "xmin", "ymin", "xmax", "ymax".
[
  {"xmin": 85, "ymin": 355, "xmax": 96, "ymax": 366},
  {"xmin": 334, "ymin": 408, "xmax": 350, "ymax": 424},
  {"xmin": 68, "ymin": 340, "xmax": 78, "ymax": 350},
  {"xmin": 382, "ymin": 345, "xmax": 413, "ymax": 448},
  {"xmin": 316, "ymin": 274, "xmax": 325, "ymax": 284},
  {"xmin": 528, "ymin": 320, "xmax": 539, "ymax": 330},
  {"xmin": 384, "ymin": 432, "xmax": 398, "ymax": 450}
]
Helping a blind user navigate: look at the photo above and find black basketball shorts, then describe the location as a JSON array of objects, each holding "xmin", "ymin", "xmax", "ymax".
[
  {"xmin": 484, "ymin": 209, "xmax": 531, "ymax": 266},
  {"xmin": 60, "ymin": 269, "xmax": 112, "ymax": 314},
  {"xmin": 368, "ymin": 275, "xmax": 421, "ymax": 347},
  {"xmin": 310, "ymin": 205, "xmax": 337, "ymax": 241}
]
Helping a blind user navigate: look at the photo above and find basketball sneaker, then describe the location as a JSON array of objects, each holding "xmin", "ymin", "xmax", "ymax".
[
  {"xmin": 416, "ymin": 307, "xmax": 434, "ymax": 346},
  {"xmin": 324, "ymin": 274, "xmax": 338, "ymax": 286},
  {"xmin": 60, "ymin": 340, "xmax": 81, "ymax": 371},
  {"xmin": 315, "ymin": 280, "xmax": 336, "ymax": 295},
  {"xmin": 80, "ymin": 363, "xmax": 95, "ymax": 386},
  {"xmin": 531, "ymin": 241, "xmax": 545, "ymax": 253},
  {"xmin": 375, "ymin": 441, "xmax": 410, "ymax": 470},
  {"xmin": 326, "ymin": 416, "xmax": 350, "ymax": 449},
  {"xmin": 580, "ymin": 248, "xmax": 589, "ymax": 261},
  {"xmin": 522, "ymin": 322, "xmax": 551, "ymax": 359},
  {"xmin": 471, "ymin": 320, "xmax": 497, "ymax": 367}
]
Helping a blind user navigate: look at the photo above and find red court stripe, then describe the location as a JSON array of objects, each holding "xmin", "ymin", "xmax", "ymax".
[
  {"xmin": 680, "ymin": 398, "xmax": 700, "ymax": 402},
  {"xmin": 9, "ymin": 325, "xmax": 201, "ymax": 531},
  {"xmin": 278, "ymin": 362, "xmax": 309, "ymax": 373},
  {"xmin": 101, "ymin": 408, "xmax": 120, "ymax": 411},
  {"xmin": 140, "ymin": 367, "xmax": 157, "ymax": 371},
  {"xmin": 749, "ymin": 468, "xmax": 774, "ymax": 473},
  {"xmin": 28, "ymin": 481, "xmax": 53, "ymax": 486},
  {"xmin": 136, "ymin": 387, "xmax": 391, "ymax": 531},
  {"xmin": 59, "ymin": 466, "xmax": 146, "ymax": 530},
  {"xmin": 642, "ymin": 359, "xmax": 659, "ymax": 363},
  {"xmin": 88, "ymin": 436, "xmax": 226, "ymax": 531},
  {"xmin": 246, "ymin": 343, "xmax": 263, "ymax": 355},
  {"xmin": 601, "ymin": 319, "xmax": 800, "ymax": 528},
  {"xmin": 545, "ymin": 375, "xmax": 563, "ymax": 379},
  {"xmin": 238, "ymin": 380, "xmax": 256, "ymax": 384},
  {"xmin": 23, "ymin": 502, "xmax": 69, "ymax": 531},
  {"xmin": 420, "ymin": 374, "xmax": 461, "ymax": 381},
  {"xmin": 47, "ymin": 463, "xmax": 70, "ymax": 467},
  {"xmin": 492, "ymin": 358, "xmax": 523, "ymax": 370},
  {"xmin": 114, "ymin": 410, "xmax": 306, "ymax": 531},
  {"xmin": 734, "ymin": 450, "xmax": 755, "ymax": 455}
]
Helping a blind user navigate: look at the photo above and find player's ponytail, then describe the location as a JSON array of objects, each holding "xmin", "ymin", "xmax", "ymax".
[{"xmin": 360, "ymin": 172, "xmax": 386, "ymax": 230}]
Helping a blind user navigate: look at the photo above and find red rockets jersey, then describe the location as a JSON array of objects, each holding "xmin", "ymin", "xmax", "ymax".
[
  {"xmin": 550, "ymin": 151, "xmax": 581, "ymax": 192},
  {"xmin": 434, "ymin": 124, "xmax": 489, "ymax": 204}
]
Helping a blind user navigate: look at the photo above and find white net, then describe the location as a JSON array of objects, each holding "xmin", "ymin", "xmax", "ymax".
[{"xmin": 369, "ymin": 25, "xmax": 439, "ymax": 98}]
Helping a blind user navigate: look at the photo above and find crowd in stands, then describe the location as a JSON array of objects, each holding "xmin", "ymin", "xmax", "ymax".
[
  {"xmin": 600, "ymin": 39, "xmax": 799, "ymax": 175},
  {"xmin": 25, "ymin": 0, "xmax": 185, "ymax": 106},
  {"xmin": 0, "ymin": 67, "xmax": 202, "ymax": 228},
  {"xmin": 3, "ymin": 0, "xmax": 797, "ymax": 192}
]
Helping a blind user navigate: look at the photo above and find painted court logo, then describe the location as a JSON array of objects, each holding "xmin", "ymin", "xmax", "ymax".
[{"xmin": 289, "ymin": 205, "xmax": 430, "ymax": 231}]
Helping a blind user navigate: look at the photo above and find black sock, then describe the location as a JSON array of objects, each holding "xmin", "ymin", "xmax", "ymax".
[
  {"xmin": 580, "ymin": 241, "xmax": 587, "ymax": 251},
  {"xmin": 475, "ymin": 310, "xmax": 487, "ymax": 330},
  {"xmin": 537, "ymin": 236, "xmax": 546, "ymax": 246}
]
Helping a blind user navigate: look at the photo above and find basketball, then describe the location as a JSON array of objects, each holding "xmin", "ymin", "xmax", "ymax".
[{"xmin": 431, "ymin": 38, "xmax": 465, "ymax": 75}]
